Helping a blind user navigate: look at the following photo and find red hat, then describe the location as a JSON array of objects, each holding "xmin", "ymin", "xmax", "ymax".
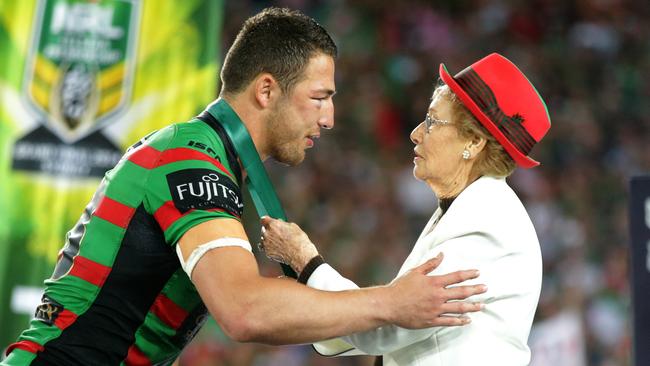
[{"xmin": 439, "ymin": 53, "xmax": 550, "ymax": 168}]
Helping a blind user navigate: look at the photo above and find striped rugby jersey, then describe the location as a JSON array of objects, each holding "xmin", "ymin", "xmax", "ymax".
[{"xmin": 4, "ymin": 111, "xmax": 244, "ymax": 366}]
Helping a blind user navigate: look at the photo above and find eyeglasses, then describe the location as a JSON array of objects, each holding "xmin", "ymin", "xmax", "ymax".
[{"xmin": 424, "ymin": 114, "xmax": 450, "ymax": 132}]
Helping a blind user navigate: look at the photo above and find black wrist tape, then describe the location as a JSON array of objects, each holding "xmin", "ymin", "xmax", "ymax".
[{"xmin": 298, "ymin": 255, "xmax": 325, "ymax": 284}]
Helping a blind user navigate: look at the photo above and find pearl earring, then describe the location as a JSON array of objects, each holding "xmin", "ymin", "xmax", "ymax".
[{"xmin": 462, "ymin": 150, "xmax": 470, "ymax": 160}]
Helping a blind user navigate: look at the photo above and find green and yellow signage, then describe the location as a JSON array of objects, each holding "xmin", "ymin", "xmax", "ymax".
[{"xmin": 0, "ymin": 0, "xmax": 222, "ymax": 347}]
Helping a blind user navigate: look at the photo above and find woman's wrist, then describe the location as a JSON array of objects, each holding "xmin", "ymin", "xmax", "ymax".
[{"xmin": 291, "ymin": 242, "xmax": 319, "ymax": 273}]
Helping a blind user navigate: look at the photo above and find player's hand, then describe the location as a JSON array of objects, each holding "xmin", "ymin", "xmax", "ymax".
[
  {"xmin": 260, "ymin": 216, "xmax": 319, "ymax": 273},
  {"xmin": 385, "ymin": 253, "xmax": 487, "ymax": 329}
]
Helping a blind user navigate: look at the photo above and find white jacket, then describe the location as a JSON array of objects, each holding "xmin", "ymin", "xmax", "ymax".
[{"xmin": 308, "ymin": 176, "xmax": 542, "ymax": 365}]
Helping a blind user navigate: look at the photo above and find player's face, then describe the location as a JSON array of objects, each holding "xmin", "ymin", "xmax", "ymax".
[
  {"xmin": 266, "ymin": 53, "xmax": 335, "ymax": 166},
  {"xmin": 410, "ymin": 92, "xmax": 468, "ymax": 184}
]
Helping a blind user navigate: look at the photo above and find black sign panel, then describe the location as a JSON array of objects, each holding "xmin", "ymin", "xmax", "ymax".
[
  {"xmin": 12, "ymin": 125, "xmax": 122, "ymax": 178},
  {"xmin": 629, "ymin": 176, "xmax": 650, "ymax": 366}
]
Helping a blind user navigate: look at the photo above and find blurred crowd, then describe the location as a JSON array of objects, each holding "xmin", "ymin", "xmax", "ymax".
[{"xmin": 180, "ymin": 0, "xmax": 650, "ymax": 365}]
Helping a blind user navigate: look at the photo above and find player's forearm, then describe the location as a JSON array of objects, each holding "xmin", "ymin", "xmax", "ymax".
[
  {"xmin": 205, "ymin": 275, "xmax": 395, "ymax": 345},
  {"xmin": 260, "ymin": 278, "xmax": 396, "ymax": 344},
  {"xmin": 193, "ymin": 245, "xmax": 484, "ymax": 346},
  {"xmin": 307, "ymin": 262, "xmax": 436, "ymax": 354}
]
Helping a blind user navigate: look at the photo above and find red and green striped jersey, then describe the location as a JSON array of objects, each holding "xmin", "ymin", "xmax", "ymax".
[{"xmin": 4, "ymin": 111, "xmax": 244, "ymax": 366}]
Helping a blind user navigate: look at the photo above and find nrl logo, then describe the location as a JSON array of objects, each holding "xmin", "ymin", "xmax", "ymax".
[{"xmin": 22, "ymin": 0, "xmax": 141, "ymax": 143}]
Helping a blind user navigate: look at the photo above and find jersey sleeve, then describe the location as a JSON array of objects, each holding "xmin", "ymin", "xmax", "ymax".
[{"xmin": 142, "ymin": 122, "xmax": 245, "ymax": 246}]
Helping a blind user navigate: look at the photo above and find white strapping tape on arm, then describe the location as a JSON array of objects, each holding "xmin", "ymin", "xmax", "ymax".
[{"xmin": 176, "ymin": 237, "xmax": 252, "ymax": 279}]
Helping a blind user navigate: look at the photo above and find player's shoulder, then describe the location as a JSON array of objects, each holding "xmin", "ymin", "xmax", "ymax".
[
  {"xmin": 154, "ymin": 120, "xmax": 225, "ymax": 155},
  {"xmin": 138, "ymin": 120, "xmax": 231, "ymax": 170},
  {"xmin": 127, "ymin": 118, "xmax": 241, "ymax": 188}
]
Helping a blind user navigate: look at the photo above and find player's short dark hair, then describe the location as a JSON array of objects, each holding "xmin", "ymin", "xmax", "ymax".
[{"xmin": 220, "ymin": 7, "xmax": 337, "ymax": 96}]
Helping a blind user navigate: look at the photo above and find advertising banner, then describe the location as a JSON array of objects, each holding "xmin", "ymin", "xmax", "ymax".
[{"xmin": 0, "ymin": 0, "xmax": 222, "ymax": 347}]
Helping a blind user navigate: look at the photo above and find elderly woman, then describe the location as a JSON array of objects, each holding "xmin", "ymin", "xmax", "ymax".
[{"xmin": 260, "ymin": 53, "xmax": 550, "ymax": 365}]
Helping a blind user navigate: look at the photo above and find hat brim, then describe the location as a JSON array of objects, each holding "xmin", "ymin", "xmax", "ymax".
[{"xmin": 439, "ymin": 63, "xmax": 540, "ymax": 168}]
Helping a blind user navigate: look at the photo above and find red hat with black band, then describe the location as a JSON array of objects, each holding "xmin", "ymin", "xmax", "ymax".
[{"xmin": 439, "ymin": 53, "xmax": 551, "ymax": 168}]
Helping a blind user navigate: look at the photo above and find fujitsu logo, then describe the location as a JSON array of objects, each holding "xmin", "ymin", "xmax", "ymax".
[
  {"xmin": 175, "ymin": 173, "xmax": 242, "ymax": 209},
  {"xmin": 167, "ymin": 168, "xmax": 243, "ymax": 216}
]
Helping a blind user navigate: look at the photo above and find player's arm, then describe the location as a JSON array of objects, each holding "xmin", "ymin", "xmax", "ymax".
[
  {"xmin": 306, "ymin": 261, "xmax": 469, "ymax": 355},
  {"xmin": 178, "ymin": 218, "xmax": 484, "ymax": 345},
  {"xmin": 257, "ymin": 216, "xmax": 489, "ymax": 351}
]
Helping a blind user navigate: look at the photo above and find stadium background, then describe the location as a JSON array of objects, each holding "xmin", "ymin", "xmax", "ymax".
[{"xmin": 2, "ymin": 0, "xmax": 649, "ymax": 365}]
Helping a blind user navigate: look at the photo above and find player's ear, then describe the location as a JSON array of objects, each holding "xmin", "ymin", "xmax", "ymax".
[{"xmin": 253, "ymin": 73, "xmax": 281, "ymax": 108}]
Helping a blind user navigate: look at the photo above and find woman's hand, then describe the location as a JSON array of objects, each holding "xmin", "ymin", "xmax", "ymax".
[{"xmin": 260, "ymin": 216, "xmax": 319, "ymax": 273}]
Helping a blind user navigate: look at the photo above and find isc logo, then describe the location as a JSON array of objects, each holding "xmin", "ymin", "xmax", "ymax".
[{"xmin": 188, "ymin": 140, "xmax": 218, "ymax": 157}]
